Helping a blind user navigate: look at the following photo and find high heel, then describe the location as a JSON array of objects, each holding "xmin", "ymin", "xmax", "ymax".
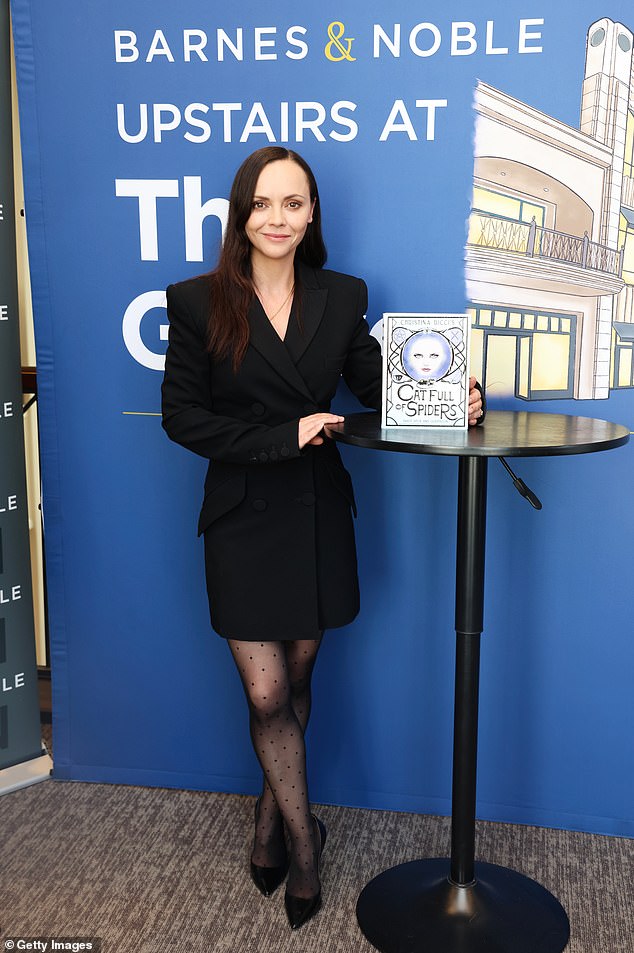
[
  {"xmin": 284, "ymin": 815, "xmax": 327, "ymax": 930},
  {"xmin": 250, "ymin": 797, "xmax": 289, "ymax": 898},
  {"xmin": 250, "ymin": 858, "xmax": 289, "ymax": 898}
]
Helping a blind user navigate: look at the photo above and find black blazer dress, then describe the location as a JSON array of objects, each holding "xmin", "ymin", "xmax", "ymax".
[{"xmin": 161, "ymin": 262, "xmax": 382, "ymax": 641}]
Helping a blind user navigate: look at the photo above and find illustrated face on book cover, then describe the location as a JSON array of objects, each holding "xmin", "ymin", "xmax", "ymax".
[{"xmin": 401, "ymin": 330, "xmax": 453, "ymax": 383}]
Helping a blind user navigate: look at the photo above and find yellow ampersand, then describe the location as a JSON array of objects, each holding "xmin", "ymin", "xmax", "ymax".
[{"xmin": 325, "ymin": 21, "xmax": 356, "ymax": 61}]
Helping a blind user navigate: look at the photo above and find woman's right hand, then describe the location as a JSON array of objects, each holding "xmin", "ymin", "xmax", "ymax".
[{"xmin": 298, "ymin": 413, "xmax": 345, "ymax": 448}]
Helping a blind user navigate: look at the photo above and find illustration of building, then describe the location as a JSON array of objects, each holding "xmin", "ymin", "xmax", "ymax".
[{"xmin": 466, "ymin": 17, "xmax": 634, "ymax": 400}]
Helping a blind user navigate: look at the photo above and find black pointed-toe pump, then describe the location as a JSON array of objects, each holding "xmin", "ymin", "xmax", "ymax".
[
  {"xmin": 250, "ymin": 798, "xmax": 289, "ymax": 898},
  {"xmin": 284, "ymin": 816, "xmax": 327, "ymax": 930}
]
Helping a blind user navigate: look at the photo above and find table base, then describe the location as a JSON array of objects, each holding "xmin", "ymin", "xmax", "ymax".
[{"xmin": 356, "ymin": 858, "xmax": 570, "ymax": 953}]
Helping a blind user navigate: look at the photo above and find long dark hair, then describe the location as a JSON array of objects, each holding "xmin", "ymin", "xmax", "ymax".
[{"xmin": 207, "ymin": 147, "xmax": 327, "ymax": 367}]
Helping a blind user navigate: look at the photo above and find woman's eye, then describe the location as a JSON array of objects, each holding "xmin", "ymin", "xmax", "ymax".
[
  {"xmin": 252, "ymin": 201, "xmax": 266, "ymax": 209},
  {"xmin": 287, "ymin": 201, "xmax": 301, "ymax": 209}
]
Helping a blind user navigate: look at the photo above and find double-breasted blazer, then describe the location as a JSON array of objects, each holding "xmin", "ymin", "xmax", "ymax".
[{"xmin": 161, "ymin": 262, "xmax": 382, "ymax": 641}]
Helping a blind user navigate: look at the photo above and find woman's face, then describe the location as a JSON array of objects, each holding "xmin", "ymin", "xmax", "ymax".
[
  {"xmin": 401, "ymin": 331, "xmax": 453, "ymax": 382},
  {"xmin": 245, "ymin": 159, "xmax": 315, "ymax": 267}
]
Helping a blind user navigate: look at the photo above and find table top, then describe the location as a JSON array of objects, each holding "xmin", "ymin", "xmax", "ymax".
[{"xmin": 326, "ymin": 410, "xmax": 630, "ymax": 458}]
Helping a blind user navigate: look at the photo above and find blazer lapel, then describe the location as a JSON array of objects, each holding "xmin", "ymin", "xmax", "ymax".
[
  {"xmin": 284, "ymin": 265, "xmax": 328, "ymax": 364},
  {"xmin": 285, "ymin": 291, "xmax": 328, "ymax": 366},
  {"xmin": 247, "ymin": 296, "xmax": 314, "ymax": 401}
]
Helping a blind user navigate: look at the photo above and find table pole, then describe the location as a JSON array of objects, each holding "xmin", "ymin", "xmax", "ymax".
[
  {"xmin": 325, "ymin": 411, "xmax": 628, "ymax": 952},
  {"xmin": 451, "ymin": 455, "xmax": 487, "ymax": 886},
  {"xmin": 355, "ymin": 449, "xmax": 570, "ymax": 952}
]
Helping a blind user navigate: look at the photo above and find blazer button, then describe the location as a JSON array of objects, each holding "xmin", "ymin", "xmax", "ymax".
[
  {"xmin": 258, "ymin": 451, "xmax": 268, "ymax": 462},
  {"xmin": 252, "ymin": 499, "xmax": 267, "ymax": 511},
  {"xmin": 303, "ymin": 403, "xmax": 315, "ymax": 414},
  {"xmin": 302, "ymin": 492, "xmax": 316, "ymax": 506},
  {"xmin": 251, "ymin": 402, "xmax": 265, "ymax": 416}
]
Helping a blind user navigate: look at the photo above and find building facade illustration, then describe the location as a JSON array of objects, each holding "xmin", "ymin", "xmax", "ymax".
[{"xmin": 466, "ymin": 17, "xmax": 634, "ymax": 401}]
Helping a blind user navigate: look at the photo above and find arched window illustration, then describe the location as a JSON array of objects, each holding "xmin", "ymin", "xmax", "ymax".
[{"xmin": 468, "ymin": 186, "xmax": 546, "ymax": 254}]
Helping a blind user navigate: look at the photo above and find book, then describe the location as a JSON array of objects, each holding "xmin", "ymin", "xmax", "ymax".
[{"xmin": 382, "ymin": 313, "xmax": 471, "ymax": 428}]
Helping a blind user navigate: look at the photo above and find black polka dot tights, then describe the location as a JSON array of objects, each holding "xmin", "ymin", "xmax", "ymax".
[{"xmin": 228, "ymin": 637, "xmax": 322, "ymax": 898}]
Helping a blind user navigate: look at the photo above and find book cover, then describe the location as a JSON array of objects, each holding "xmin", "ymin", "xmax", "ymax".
[{"xmin": 382, "ymin": 313, "xmax": 471, "ymax": 428}]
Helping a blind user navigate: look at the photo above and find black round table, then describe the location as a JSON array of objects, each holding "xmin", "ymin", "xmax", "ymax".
[{"xmin": 327, "ymin": 410, "xmax": 629, "ymax": 953}]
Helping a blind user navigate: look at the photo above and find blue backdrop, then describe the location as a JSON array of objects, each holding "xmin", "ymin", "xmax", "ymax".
[{"xmin": 10, "ymin": 0, "xmax": 634, "ymax": 836}]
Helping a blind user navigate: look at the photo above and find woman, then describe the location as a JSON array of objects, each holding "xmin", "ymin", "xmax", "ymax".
[{"xmin": 162, "ymin": 147, "xmax": 483, "ymax": 930}]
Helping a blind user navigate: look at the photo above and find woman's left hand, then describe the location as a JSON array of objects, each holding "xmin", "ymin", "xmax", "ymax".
[{"xmin": 468, "ymin": 377, "xmax": 484, "ymax": 427}]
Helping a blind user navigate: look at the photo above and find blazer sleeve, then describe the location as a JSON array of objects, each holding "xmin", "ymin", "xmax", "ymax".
[
  {"xmin": 341, "ymin": 280, "xmax": 383, "ymax": 411},
  {"xmin": 161, "ymin": 282, "xmax": 301, "ymax": 464}
]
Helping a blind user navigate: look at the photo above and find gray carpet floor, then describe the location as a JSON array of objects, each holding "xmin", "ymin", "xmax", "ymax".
[{"xmin": 0, "ymin": 779, "xmax": 632, "ymax": 952}]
